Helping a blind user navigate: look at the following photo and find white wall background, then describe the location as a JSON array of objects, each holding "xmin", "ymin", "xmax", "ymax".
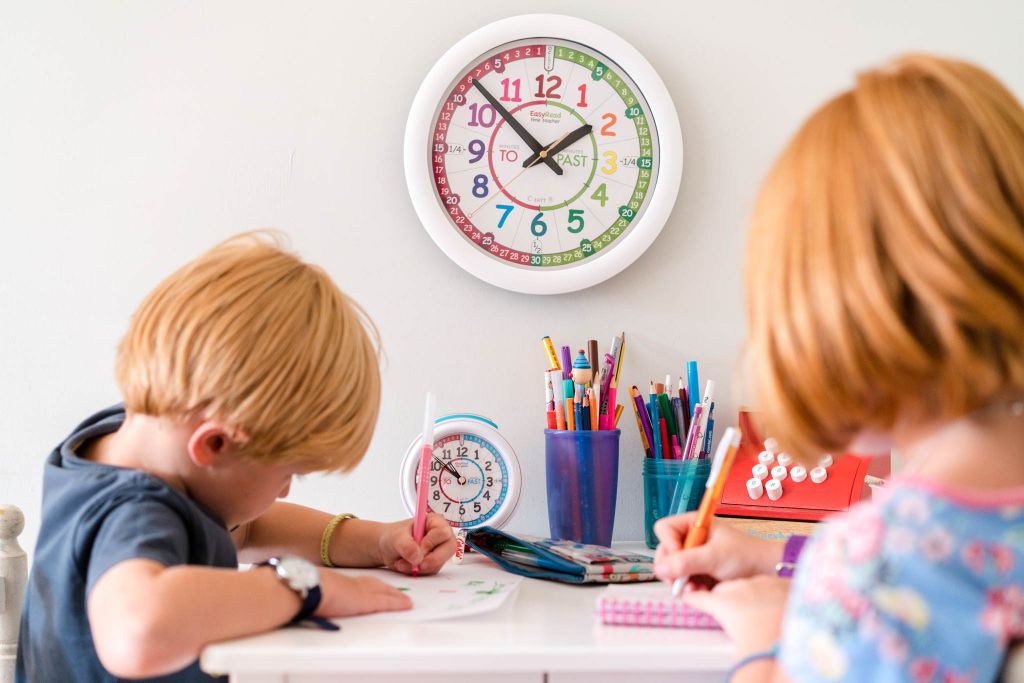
[{"xmin": 3, "ymin": 0, "xmax": 1022, "ymax": 559}]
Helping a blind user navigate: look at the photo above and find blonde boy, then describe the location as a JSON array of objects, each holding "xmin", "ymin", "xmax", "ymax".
[{"xmin": 17, "ymin": 233, "xmax": 455, "ymax": 682}]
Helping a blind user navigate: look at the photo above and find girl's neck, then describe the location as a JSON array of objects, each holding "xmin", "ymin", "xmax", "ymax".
[{"xmin": 895, "ymin": 401, "xmax": 1024, "ymax": 490}]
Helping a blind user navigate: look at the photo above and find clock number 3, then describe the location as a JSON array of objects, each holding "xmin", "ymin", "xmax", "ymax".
[{"xmin": 602, "ymin": 151, "xmax": 617, "ymax": 175}]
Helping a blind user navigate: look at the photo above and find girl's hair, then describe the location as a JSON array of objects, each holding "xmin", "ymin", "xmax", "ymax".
[
  {"xmin": 116, "ymin": 231, "xmax": 381, "ymax": 472},
  {"xmin": 746, "ymin": 54, "xmax": 1024, "ymax": 459}
]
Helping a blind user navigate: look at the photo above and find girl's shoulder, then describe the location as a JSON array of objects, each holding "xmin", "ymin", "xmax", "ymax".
[{"xmin": 779, "ymin": 479, "xmax": 1024, "ymax": 682}]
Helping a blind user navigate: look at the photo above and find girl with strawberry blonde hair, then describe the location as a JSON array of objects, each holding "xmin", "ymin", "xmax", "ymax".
[{"xmin": 655, "ymin": 54, "xmax": 1024, "ymax": 682}]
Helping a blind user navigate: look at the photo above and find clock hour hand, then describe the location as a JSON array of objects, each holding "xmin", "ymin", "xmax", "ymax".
[
  {"xmin": 433, "ymin": 455, "xmax": 466, "ymax": 484},
  {"xmin": 522, "ymin": 123, "xmax": 593, "ymax": 168},
  {"xmin": 470, "ymin": 79, "xmax": 563, "ymax": 176}
]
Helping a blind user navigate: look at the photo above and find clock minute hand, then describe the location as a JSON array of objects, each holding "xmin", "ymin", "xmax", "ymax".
[
  {"xmin": 470, "ymin": 79, "xmax": 563, "ymax": 176},
  {"xmin": 433, "ymin": 455, "xmax": 466, "ymax": 484},
  {"xmin": 521, "ymin": 123, "xmax": 594, "ymax": 168}
]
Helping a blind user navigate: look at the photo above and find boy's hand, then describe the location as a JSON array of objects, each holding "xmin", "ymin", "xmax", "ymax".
[
  {"xmin": 682, "ymin": 575, "xmax": 790, "ymax": 655},
  {"xmin": 653, "ymin": 512, "xmax": 783, "ymax": 584},
  {"xmin": 378, "ymin": 514, "xmax": 456, "ymax": 576},
  {"xmin": 315, "ymin": 570, "xmax": 412, "ymax": 618}
]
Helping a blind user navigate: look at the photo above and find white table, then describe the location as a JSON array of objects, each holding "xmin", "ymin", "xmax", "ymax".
[{"xmin": 200, "ymin": 545, "xmax": 734, "ymax": 683}]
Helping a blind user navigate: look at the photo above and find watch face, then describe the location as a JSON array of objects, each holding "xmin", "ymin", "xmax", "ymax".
[
  {"xmin": 428, "ymin": 38, "xmax": 659, "ymax": 270},
  {"xmin": 277, "ymin": 556, "xmax": 319, "ymax": 590}
]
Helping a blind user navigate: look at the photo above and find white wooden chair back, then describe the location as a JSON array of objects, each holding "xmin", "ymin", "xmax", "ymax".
[{"xmin": 0, "ymin": 505, "xmax": 26, "ymax": 683}]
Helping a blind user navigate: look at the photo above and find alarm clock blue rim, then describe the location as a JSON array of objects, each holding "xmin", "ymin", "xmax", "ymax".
[
  {"xmin": 403, "ymin": 13, "xmax": 684, "ymax": 295},
  {"xmin": 435, "ymin": 413, "xmax": 498, "ymax": 429}
]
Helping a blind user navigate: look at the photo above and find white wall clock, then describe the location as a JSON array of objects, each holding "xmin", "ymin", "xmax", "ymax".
[
  {"xmin": 404, "ymin": 14, "xmax": 683, "ymax": 294},
  {"xmin": 399, "ymin": 414, "xmax": 522, "ymax": 530}
]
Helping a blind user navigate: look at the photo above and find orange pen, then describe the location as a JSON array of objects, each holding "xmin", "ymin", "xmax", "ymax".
[{"xmin": 671, "ymin": 427, "xmax": 742, "ymax": 597}]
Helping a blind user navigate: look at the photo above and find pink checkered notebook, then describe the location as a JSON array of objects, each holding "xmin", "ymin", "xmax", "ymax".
[{"xmin": 595, "ymin": 586, "xmax": 721, "ymax": 629}]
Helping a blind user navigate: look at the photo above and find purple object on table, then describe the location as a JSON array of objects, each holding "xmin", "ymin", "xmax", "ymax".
[
  {"xmin": 545, "ymin": 429, "xmax": 620, "ymax": 546},
  {"xmin": 776, "ymin": 535, "xmax": 809, "ymax": 578}
]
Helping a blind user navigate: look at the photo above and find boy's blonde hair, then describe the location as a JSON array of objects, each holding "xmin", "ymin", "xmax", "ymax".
[
  {"xmin": 746, "ymin": 54, "xmax": 1024, "ymax": 459},
  {"xmin": 116, "ymin": 231, "xmax": 380, "ymax": 472}
]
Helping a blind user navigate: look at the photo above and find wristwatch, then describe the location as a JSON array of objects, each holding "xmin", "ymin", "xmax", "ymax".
[{"xmin": 259, "ymin": 556, "xmax": 339, "ymax": 631}]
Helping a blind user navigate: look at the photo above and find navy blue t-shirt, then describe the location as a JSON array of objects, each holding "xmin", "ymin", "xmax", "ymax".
[{"xmin": 17, "ymin": 406, "xmax": 237, "ymax": 682}]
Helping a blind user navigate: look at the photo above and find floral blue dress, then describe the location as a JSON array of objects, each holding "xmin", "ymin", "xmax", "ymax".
[{"xmin": 780, "ymin": 478, "xmax": 1024, "ymax": 682}]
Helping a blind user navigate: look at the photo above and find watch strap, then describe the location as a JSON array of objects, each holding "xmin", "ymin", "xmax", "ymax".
[
  {"xmin": 260, "ymin": 560, "xmax": 340, "ymax": 632},
  {"xmin": 776, "ymin": 535, "xmax": 808, "ymax": 578}
]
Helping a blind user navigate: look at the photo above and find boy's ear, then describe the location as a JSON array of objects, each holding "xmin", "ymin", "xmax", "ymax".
[{"xmin": 187, "ymin": 421, "xmax": 241, "ymax": 468}]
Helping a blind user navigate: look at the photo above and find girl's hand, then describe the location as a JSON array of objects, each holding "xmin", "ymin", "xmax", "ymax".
[
  {"xmin": 653, "ymin": 512, "xmax": 784, "ymax": 585},
  {"xmin": 378, "ymin": 513, "xmax": 456, "ymax": 575},
  {"xmin": 315, "ymin": 570, "xmax": 411, "ymax": 617},
  {"xmin": 683, "ymin": 575, "xmax": 790, "ymax": 655}
]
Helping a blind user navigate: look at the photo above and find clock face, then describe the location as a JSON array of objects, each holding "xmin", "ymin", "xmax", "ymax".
[
  {"xmin": 428, "ymin": 37, "xmax": 660, "ymax": 271},
  {"xmin": 417, "ymin": 433, "xmax": 509, "ymax": 528}
]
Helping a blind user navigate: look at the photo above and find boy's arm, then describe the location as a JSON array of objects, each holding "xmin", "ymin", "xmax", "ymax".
[
  {"xmin": 88, "ymin": 560, "xmax": 300, "ymax": 677},
  {"xmin": 88, "ymin": 558, "xmax": 411, "ymax": 679},
  {"xmin": 233, "ymin": 501, "xmax": 387, "ymax": 566},
  {"xmin": 234, "ymin": 501, "xmax": 455, "ymax": 574}
]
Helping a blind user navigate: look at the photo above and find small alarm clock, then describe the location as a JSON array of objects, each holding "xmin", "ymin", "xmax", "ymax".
[
  {"xmin": 404, "ymin": 14, "xmax": 683, "ymax": 294},
  {"xmin": 399, "ymin": 414, "xmax": 522, "ymax": 530}
]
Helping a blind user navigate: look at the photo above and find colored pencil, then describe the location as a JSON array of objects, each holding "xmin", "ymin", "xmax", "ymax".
[
  {"xmin": 631, "ymin": 394, "xmax": 652, "ymax": 457},
  {"xmin": 560, "ymin": 346, "xmax": 572, "ymax": 381},
  {"xmin": 631, "ymin": 386, "xmax": 655, "ymax": 451},
  {"xmin": 574, "ymin": 386, "xmax": 583, "ymax": 432},
  {"xmin": 582, "ymin": 390, "xmax": 592, "ymax": 430},
  {"xmin": 613, "ymin": 403, "xmax": 624, "ymax": 428},
  {"xmin": 671, "ymin": 428, "xmax": 742, "ymax": 597},
  {"xmin": 412, "ymin": 392, "xmax": 436, "ymax": 577},
  {"xmin": 686, "ymin": 360, "xmax": 700, "ymax": 418},
  {"xmin": 542, "ymin": 336, "xmax": 561, "ymax": 372},
  {"xmin": 545, "ymin": 371, "xmax": 557, "ymax": 429},
  {"xmin": 648, "ymin": 382, "xmax": 662, "ymax": 459}
]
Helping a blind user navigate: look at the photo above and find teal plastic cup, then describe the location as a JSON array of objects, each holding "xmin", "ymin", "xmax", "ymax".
[{"xmin": 642, "ymin": 458, "xmax": 711, "ymax": 548}]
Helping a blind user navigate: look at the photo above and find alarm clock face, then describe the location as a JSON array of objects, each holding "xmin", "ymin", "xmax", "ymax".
[
  {"xmin": 423, "ymin": 433, "xmax": 508, "ymax": 528},
  {"xmin": 406, "ymin": 15, "xmax": 682, "ymax": 294},
  {"xmin": 400, "ymin": 415, "xmax": 521, "ymax": 530}
]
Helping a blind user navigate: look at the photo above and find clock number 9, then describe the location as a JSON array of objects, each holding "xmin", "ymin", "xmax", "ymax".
[
  {"xmin": 472, "ymin": 174, "xmax": 489, "ymax": 198},
  {"xmin": 531, "ymin": 212, "xmax": 547, "ymax": 236},
  {"xmin": 468, "ymin": 139, "xmax": 486, "ymax": 163},
  {"xmin": 567, "ymin": 209, "xmax": 585, "ymax": 234}
]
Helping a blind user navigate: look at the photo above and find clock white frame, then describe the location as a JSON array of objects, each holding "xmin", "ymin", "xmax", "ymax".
[
  {"xmin": 404, "ymin": 14, "xmax": 684, "ymax": 295},
  {"xmin": 399, "ymin": 414, "xmax": 522, "ymax": 530}
]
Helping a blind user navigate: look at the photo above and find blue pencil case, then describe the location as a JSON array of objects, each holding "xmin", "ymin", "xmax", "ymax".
[{"xmin": 465, "ymin": 527, "xmax": 655, "ymax": 584}]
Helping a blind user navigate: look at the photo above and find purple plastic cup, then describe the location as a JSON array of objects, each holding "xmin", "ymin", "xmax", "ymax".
[{"xmin": 544, "ymin": 429, "xmax": 620, "ymax": 546}]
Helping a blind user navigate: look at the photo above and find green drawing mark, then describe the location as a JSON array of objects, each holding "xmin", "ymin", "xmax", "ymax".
[
  {"xmin": 474, "ymin": 582, "xmax": 504, "ymax": 596},
  {"xmin": 396, "ymin": 587, "xmax": 410, "ymax": 592}
]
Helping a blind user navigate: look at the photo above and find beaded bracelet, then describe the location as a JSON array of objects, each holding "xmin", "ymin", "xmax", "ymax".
[{"xmin": 320, "ymin": 513, "xmax": 358, "ymax": 568}]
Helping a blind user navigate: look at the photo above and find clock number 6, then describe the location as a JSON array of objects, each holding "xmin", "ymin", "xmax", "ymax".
[
  {"xmin": 567, "ymin": 209, "xmax": 585, "ymax": 234},
  {"xmin": 531, "ymin": 212, "xmax": 547, "ymax": 237}
]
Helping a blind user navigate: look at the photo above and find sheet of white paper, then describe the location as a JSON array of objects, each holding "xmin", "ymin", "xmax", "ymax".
[{"xmin": 334, "ymin": 564, "xmax": 522, "ymax": 622}]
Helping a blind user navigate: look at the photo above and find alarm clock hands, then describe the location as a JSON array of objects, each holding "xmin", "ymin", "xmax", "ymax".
[
  {"xmin": 433, "ymin": 455, "xmax": 466, "ymax": 485},
  {"xmin": 470, "ymin": 79, "xmax": 563, "ymax": 176},
  {"xmin": 522, "ymin": 123, "xmax": 593, "ymax": 168}
]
